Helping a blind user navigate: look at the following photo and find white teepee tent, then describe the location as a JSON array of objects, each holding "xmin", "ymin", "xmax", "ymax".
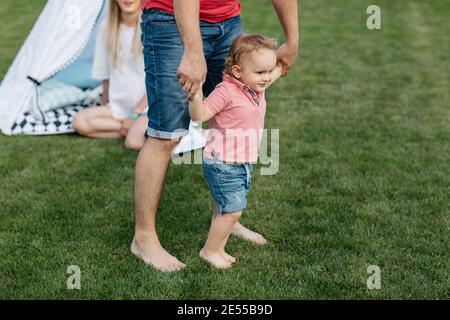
[
  {"xmin": 0, "ymin": 0, "xmax": 105, "ymax": 134},
  {"xmin": 0, "ymin": 0, "xmax": 205, "ymax": 154}
]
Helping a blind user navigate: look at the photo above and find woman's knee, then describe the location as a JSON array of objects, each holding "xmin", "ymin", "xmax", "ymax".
[
  {"xmin": 124, "ymin": 135, "xmax": 145, "ymax": 150},
  {"xmin": 72, "ymin": 113, "xmax": 88, "ymax": 134}
]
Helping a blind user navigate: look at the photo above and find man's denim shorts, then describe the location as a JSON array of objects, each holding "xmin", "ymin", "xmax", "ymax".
[
  {"xmin": 202, "ymin": 157, "xmax": 253, "ymax": 214},
  {"xmin": 140, "ymin": 9, "xmax": 244, "ymax": 140}
]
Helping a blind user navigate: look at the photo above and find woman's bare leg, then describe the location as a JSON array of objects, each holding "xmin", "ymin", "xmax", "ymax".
[
  {"xmin": 72, "ymin": 106, "xmax": 123, "ymax": 138},
  {"xmin": 125, "ymin": 116, "xmax": 148, "ymax": 150}
]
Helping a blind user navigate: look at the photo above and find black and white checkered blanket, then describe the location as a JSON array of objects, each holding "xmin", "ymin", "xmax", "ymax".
[{"xmin": 10, "ymin": 91, "xmax": 102, "ymax": 135}]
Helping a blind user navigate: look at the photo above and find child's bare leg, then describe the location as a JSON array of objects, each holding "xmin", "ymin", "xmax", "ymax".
[
  {"xmin": 211, "ymin": 202, "xmax": 236, "ymax": 263},
  {"xmin": 212, "ymin": 203, "xmax": 267, "ymax": 245},
  {"xmin": 231, "ymin": 222, "xmax": 267, "ymax": 245},
  {"xmin": 200, "ymin": 210, "xmax": 242, "ymax": 269}
]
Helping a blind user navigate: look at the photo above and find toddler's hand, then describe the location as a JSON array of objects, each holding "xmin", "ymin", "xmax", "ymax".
[
  {"xmin": 276, "ymin": 43, "xmax": 298, "ymax": 76},
  {"xmin": 189, "ymin": 82, "xmax": 204, "ymax": 102},
  {"xmin": 274, "ymin": 62, "xmax": 283, "ymax": 75},
  {"xmin": 268, "ymin": 63, "xmax": 283, "ymax": 86}
]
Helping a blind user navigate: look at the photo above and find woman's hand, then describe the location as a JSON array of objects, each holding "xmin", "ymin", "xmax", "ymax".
[{"xmin": 121, "ymin": 118, "xmax": 134, "ymax": 137}]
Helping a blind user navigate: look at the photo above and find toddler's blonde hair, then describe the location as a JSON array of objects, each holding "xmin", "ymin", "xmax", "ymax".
[{"xmin": 224, "ymin": 34, "xmax": 278, "ymax": 75}]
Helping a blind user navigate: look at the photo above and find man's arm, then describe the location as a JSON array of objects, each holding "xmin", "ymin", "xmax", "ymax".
[
  {"xmin": 272, "ymin": 0, "xmax": 300, "ymax": 76},
  {"xmin": 174, "ymin": 0, "xmax": 207, "ymax": 100}
]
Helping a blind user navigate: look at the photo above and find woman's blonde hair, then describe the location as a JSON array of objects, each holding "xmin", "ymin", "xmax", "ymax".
[
  {"xmin": 224, "ymin": 34, "xmax": 278, "ymax": 75},
  {"xmin": 107, "ymin": 0, "xmax": 143, "ymax": 68}
]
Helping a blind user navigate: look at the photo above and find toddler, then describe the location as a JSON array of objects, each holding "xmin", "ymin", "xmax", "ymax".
[{"xmin": 189, "ymin": 34, "xmax": 283, "ymax": 269}]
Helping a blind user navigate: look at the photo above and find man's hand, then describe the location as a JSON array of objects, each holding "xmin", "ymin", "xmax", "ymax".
[
  {"xmin": 121, "ymin": 118, "xmax": 133, "ymax": 137},
  {"xmin": 177, "ymin": 51, "xmax": 207, "ymax": 100},
  {"xmin": 174, "ymin": 0, "xmax": 206, "ymax": 100},
  {"xmin": 276, "ymin": 43, "xmax": 298, "ymax": 76},
  {"xmin": 272, "ymin": 0, "xmax": 299, "ymax": 76}
]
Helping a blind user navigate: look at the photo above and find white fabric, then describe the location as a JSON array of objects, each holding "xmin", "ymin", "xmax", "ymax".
[
  {"xmin": 92, "ymin": 21, "xmax": 146, "ymax": 119},
  {"xmin": 0, "ymin": 0, "xmax": 104, "ymax": 134},
  {"xmin": 173, "ymin": 122, "xmax": 207, "ymax": 155}
]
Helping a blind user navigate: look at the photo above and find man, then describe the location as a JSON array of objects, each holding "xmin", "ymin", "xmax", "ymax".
[{"xmin": 131, "ymin": 0, "xmax": 299, "ymax": 272}]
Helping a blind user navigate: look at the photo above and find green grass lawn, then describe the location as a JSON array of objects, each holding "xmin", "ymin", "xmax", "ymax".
[{"xmin": 0, "ymin": 0, "xmax": 449, "ymax": 299}]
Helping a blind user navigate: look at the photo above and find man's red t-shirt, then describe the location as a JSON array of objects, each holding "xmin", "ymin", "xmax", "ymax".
[{"xmin": 142, "ymin": 0, "xmax": 241, "ymax": 23}]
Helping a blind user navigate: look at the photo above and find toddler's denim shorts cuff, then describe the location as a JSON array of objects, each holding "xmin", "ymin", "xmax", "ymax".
[{"xmin": 215, "ymin": 201, "xmax": 248, "ymax": 215}]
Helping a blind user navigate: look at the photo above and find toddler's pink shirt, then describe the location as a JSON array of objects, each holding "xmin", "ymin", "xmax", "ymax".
[{"xmin": 203, "ymin": 74, "xmax": 266, "ymax": 164}]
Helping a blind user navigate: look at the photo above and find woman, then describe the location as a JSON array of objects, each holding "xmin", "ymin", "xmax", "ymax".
[{"xmin": 72, "ymin": 0, "xmax": 147, "ymax": 150}]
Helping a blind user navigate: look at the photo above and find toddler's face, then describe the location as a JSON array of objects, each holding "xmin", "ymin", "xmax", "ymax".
[
  {"xmin": 116, "ymin": 0, "xmax": 141, "ymax": 14},
  {"xmin": 234, "ymin": 48, "xmax": 278, "ymax": 93}
]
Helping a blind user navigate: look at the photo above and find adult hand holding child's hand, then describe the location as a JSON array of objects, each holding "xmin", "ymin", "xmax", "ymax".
[
  {"xmin": 276, "ymin": 43, "xmax": 298, "ymax": 76},
  {"xmin": 191, "ymin": 81, "xmax": 204, "ymax": 101},
  {"xmin": 177, "ymin": 51, "xmax": 207, "ymax": 100}
]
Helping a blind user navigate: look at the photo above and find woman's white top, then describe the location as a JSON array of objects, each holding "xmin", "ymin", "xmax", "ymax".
[{"xmin": 92, "ymin": 20, "xmax": 146, "ymax": 119}]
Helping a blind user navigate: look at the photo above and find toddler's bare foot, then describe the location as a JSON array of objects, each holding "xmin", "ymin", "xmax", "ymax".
[
  {"xmin": 220, "ymin": 251, "xmax": 236, "ymax": 264},
  {"xmin": 200, "ymin": 248, "xmax": 233, "ymax": 269},
  {"xmin": 231, "ymin": 222, "xmax": 267, "ymax": 245},
  {"xmin": 131, "ymin": 236, "xmax": 186, "ymax": 272}
]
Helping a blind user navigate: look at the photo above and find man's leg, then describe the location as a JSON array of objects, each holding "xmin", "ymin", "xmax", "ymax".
[
  {"xmin": 132, "ymin": 9, "xmax": 191, "ymax": 272},
  {"xmin": 131, "ymin": 137, "xmax": 186, "ymax": 272}
]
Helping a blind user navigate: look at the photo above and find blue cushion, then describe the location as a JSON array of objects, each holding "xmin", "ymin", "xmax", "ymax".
[
  {"xmin": 52, "ymin": 57, "xmax": 101, "ymax": 90},
  {"xmin": 38, "ymin": 80, "xmax": 86, "ymax": 112},
  {"xmin": 52, "ymin": 37, "xmax": 101, "ymax": 90}
]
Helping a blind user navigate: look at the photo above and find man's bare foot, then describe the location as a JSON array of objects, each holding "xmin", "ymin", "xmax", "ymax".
[
  {"xmin": 220, "ymin": 251, "xmax": 236, "ymax": 264},
  {"xmin": 231, "ymin": 222, "xmax": 267, "ymax": 245},
  {"xmin": 131, "ymin": 237, "xmax": 186, "ymax": 272},
  {"xmin": 199, "ymin": 249, "xmax": 232, "ymax": 269}
]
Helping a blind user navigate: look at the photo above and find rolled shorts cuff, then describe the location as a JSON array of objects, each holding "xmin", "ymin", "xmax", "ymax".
[
  {"xmin": 215, "ymin": 201, "xmax": 247, "ymax": 215},
  {"xmin": 146, "ymin": 128, "xmax": 189, "ymax": 140}
]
